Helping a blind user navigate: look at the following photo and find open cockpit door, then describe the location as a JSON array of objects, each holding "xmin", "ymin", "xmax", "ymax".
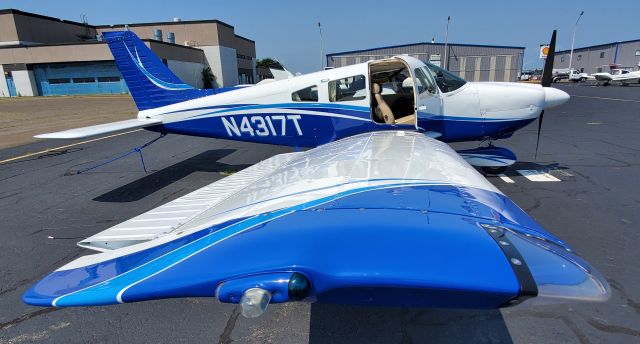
[
  {"xmin": 368, "ymin": 58, "xmax": 417, "ymax": 126},
  {"xmin": 395, "ymin": 56, "xmax": 443, "ymax": 132}
]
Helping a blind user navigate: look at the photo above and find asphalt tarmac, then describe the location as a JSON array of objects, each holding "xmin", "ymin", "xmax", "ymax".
[{"xmin": 1, "ymin": 83, "xmax": 639, "ymax": 343}]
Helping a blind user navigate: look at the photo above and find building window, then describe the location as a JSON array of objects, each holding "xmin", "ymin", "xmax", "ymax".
[
  {"xmin": 291, "ymin": 85, "xmax": 318, "ymax": 102},
  {"xmin": 635, "ymin": 50, "xmax": 640, "ymax": 56},
  {"xmin": 328, "ymin": 75, "xmax": 366, "ymax": 102},
  {"xmin": 72, "ymin": 77, "xmax": 96, "ymax": 83},
  {"xmin": 600, "ymin": 52, "xmax": 605, "ymax": 58},
  {"xmin": 577, "ymin": 54, "xmax": 582, "ymax": 61},
  {"xmin": 97, "ymin": 76, "xmax": 121, "ymax": 82},
  {"xmin": 560, "ymin": 56, "xmax": 565, "ymax": 62},
  {"xmin": 597, "ymin": 67, "xmax": 603, "ymax": 73},
  {"xmin": 48, "ymin": 78, "xmax": 71, "ymax": 84}
]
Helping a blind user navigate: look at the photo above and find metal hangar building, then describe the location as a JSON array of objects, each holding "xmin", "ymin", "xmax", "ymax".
[
  {"xmin": 327, "ymin": 42, "xmax": 525, "ymax": 82},
  {"xmin": 0, "ymin": 9, "xmax": 256, "ymax": 97},
  {"xmin": 553, "ymin": 39, "xmax": 640, "ymax": 73}
]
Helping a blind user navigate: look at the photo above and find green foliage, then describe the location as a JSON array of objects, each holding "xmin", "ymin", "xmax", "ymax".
[
  {"xmin": 201, "ymin": 67, "xmax": 215, "ymax": 89},
  {"xmin": 256, "ymin": 58, "xmax": 278, "ymax": 68}
]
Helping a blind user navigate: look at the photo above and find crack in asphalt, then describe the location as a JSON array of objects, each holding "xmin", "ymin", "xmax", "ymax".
[
  {"xmin": 586, "ymin": 318, "xmax": 640, "ymax": 337},
  {"xmin": 0, "ymin": 278, "xmax": 31, "ymax": 297},
  {"xmin": 0, "ymin": 308, "xmax": 60, "ymax": 331},
  {"xmin": 218, "ymin": 306, "xmax": 240, "ymax": 344},
  {"xmin": 608, "ymin": 278, "xmax": 640, "ymax": 315},
  {"xmin": 508, "ymin": 310, "xmax": 591, "ymax": 344}
]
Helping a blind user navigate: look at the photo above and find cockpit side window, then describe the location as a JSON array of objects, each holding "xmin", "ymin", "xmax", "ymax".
[
  {"xmin": 329, "ymin": 75, "xmax": 367, "ymax": 102},
  {"xmin": 414, "ymin": 67, "xmax": 437, "ymax": 95},
  {"xmin": 292, "ymin": 85, "xmax": 318, "ymax": 101},
  {"xmin": 424, "ymin": 63, "xmax": 466, "ymax": 93}
]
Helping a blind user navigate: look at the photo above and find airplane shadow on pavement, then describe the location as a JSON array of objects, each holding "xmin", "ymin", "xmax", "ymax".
[
  {"xmin": 308, "ymin": 304, "xmax": 513, "ymax": 344},
  {"xmin": 92, "ymin": 149, "xmax": 250, "ymax": 202}
]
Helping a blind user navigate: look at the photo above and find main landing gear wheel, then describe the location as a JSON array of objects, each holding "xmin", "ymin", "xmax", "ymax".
[{"xmin": 481, "ymin": 166, "xmax": 507, "ymax": 175}]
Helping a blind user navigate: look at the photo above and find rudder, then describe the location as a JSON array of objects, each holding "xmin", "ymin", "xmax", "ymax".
[{"xmin": 103, "ymin": 30, "xmax": 213, "ymax": 111}]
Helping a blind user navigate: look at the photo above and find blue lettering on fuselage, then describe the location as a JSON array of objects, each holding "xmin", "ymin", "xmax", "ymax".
[{"xmin": 221, "ymin": 115, "xmax": 303, "ymax": 137}]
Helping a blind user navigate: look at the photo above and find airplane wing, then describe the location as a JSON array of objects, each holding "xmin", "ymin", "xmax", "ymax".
[
  {"xmin": 23, "ymin": 131, "xmax": 609, "ymax": 309},
  {"xmin": 35, "ymin": 118, "xmax": 162, "ymax": 139},
  {"xmin": 616, "ymin": 75, "xmax": 640, "ymax": 82}
]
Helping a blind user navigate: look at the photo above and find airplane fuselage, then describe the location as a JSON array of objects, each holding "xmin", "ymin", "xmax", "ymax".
[{"xmin": 141, "ymin": 56, "xmax": 566, "ymax": 148}]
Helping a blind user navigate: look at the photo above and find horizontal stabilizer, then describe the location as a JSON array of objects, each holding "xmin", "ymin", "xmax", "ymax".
[{"xmin": 34, "ymin": 118, "xmax": 162, "ymax": 139}]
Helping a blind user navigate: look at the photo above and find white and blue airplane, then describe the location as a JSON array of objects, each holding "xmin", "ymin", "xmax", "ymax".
[
  {"xmin": 25, "ymin": 30, "xmax": 609, "ymax": 317},
  {"xmin": 37, "ymin": 31, "xmax": 569, "ymax": 173}
]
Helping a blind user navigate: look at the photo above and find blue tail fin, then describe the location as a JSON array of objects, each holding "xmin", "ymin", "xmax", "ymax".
[{"xmin": 103, "ymin": 31, "xmax": 214, "ymax": 111}]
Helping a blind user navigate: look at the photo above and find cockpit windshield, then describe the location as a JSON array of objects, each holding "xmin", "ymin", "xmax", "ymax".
[{"xmin": 424, "ymin": 62, "xmax": 466, "ymax": 93}]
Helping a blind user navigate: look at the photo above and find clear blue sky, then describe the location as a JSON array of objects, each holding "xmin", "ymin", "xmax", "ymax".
[{"xmin": 4, "ymin": 0, "xmax": 640, "ymax": 73}]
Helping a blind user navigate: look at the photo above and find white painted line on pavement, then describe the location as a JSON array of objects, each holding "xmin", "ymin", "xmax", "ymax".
[
  {"xmin": 517, "ymin": 170, "xmax": 561, "ymax": 182},
  {"xmin": 498, "ymin": 174, "xmax": 515, "ymax": 183},
  {"xmin": 571, "ymin": 95, "xmax": 640, "ymax": 103}
]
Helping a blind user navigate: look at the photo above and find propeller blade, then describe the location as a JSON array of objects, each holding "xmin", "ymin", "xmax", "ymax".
[
  {"xmin": 534, "ymin": 111, "xmax": 544, "ymax": 159},
  {"xmin": 537, "ymin": 30, "xmax": 556, "ymax": 158},
  {"xmin": 541, "ymin": 30, "xmax": 557, "ymax": 87}
]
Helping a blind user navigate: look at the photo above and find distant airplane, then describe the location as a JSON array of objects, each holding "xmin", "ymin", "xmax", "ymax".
[
  {"xmin": 592, "ymin": 68, "xmax": 640, "ymax": 86},
  {"xmin": 25, "ymin": 30, "xmax": 608, "ymax": 318}
]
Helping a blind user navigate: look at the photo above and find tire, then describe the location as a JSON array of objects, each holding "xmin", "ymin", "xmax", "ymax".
[{"xmin": 481, "ymin": 166, "xmax": 507, "ymax": 175}]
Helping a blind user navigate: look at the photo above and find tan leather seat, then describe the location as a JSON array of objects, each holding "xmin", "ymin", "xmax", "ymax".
[
  {"xmin": 372, "ymin": 83, "xmax": 394, "ymax": 124},
  {"xmin": 395, "ymin": 114, "xmax": 415, "ymax": 125}
]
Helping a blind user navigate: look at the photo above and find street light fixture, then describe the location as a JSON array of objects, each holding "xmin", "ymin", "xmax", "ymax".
[
  {"xmin": 444, "ymin": 16, "xmax": 451, "ymax": 69},
  {"xmin": 568, "ymin": 11, "xmax": 585, "ymax": 72},
  {"xmin": 318, "ymin": 22, "xmax": 324, "ymax": 70}
]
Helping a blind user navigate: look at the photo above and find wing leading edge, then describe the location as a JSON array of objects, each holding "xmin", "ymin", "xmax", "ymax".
[{"xmin": 24, "ymin": 131, "xmax": 609, "ymax": 308}]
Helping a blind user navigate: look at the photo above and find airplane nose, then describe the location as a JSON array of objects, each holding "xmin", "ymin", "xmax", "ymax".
[{"xmin": 543, "ymin": 87, "xmax": 570, "ymax": 108}]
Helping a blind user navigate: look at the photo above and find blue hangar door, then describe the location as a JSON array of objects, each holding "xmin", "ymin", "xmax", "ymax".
[
  {"xmin": 5, "ymin": 73, "xmax": 17, "ymax": 97},
  {"xmin": 33, "ymin": 62, "xmax": 128, "ymax": 96}
]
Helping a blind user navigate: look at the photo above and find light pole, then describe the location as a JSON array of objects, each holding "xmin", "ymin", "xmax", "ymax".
[
  {"xmin": 444, "ymin": 16, "xmax": 451, "ymax": 69},
  {"xmin": 318, "ymin": 22, "xmax": 324, "ymax": 70},
  {"xmin": 568, "ymin": 11, "xmax": 584, "ymax": 72}
]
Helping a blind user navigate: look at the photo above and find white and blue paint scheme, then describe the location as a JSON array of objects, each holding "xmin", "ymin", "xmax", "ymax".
[
  {"xmin": 24, "ymin": 132, "xmax": 609, "ymax": 312},
  {"xmin": 36, "ymin": 31, "xmax": 569, "ymax": 171},
  {"xmin": 26, "ymin": 32, "xmax": 605, "ymax": 317}
]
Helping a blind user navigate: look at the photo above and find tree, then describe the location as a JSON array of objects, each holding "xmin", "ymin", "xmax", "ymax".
[
  {"xmin": 201, "ymin": 67, "xmax": 215, "ymax": 89},
  {"xmin": 256, "ymin": 58, "xmax": 278, "ymax": 69}
]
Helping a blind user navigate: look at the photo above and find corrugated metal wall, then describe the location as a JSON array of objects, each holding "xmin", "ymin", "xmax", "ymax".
[
  {"xmin": 554, "ymin": 40, "xmax": 640, "ymax": 73},
  {"xmin": 327, "ymin": 43, "xmax": 524, "ymax": 82}
]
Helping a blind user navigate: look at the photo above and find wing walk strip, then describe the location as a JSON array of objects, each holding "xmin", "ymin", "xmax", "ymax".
[{"xmin": 78, "ymin": 152, "xmax": 302, "ymax": 252}]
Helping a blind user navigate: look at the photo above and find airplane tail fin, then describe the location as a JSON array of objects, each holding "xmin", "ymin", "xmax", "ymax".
[{"xmin": 103, "ymin": 30, "xmax": 212, "ymax": 111}]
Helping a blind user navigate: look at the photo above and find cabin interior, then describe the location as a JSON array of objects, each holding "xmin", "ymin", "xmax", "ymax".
[{"xmin": 369, "ymin": 59, "xmax": 416, "ymax": 126}]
